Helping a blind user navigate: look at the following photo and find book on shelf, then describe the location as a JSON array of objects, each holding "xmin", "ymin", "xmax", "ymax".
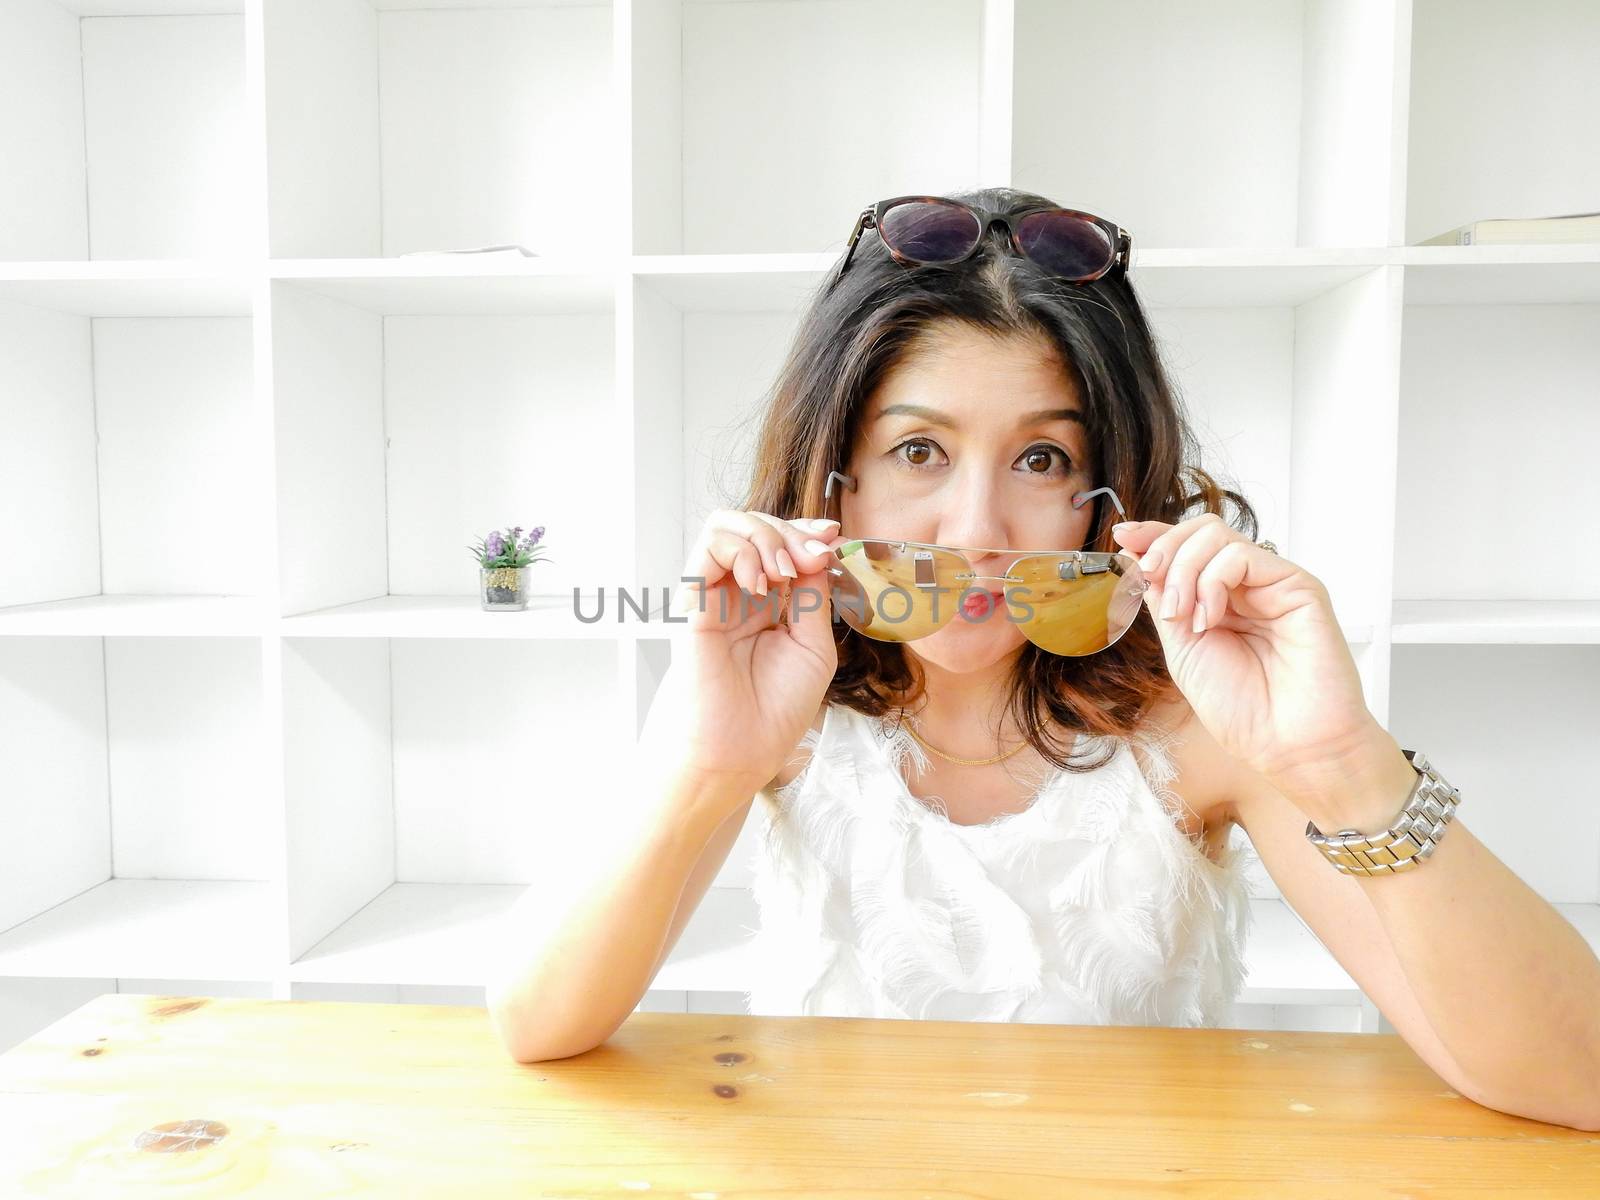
[{"xmin": 1417, "ymin": 211, "xmax": 1600, "ymax": 246}]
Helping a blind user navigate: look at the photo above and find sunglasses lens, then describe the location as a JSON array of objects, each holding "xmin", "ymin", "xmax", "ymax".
[
  {"xmin": 1015, "ymin": 211, "xmax": 1116, "ymax": 280},
  {"xmin": 827, "ymin": 540, "xmax": 968, "ymax": 642},
  {"xmin": 1002, "ymin": 552, "xmax": 1149, "ymax": 655},
  {"xmin": 878, "ymin": 201, "xmax": 983, "ymax": 264}
]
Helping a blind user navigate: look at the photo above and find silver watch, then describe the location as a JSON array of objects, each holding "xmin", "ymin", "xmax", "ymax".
[{"xmin": 1304, "ymin": 749, "xmax": 1462, "ymax": 876}]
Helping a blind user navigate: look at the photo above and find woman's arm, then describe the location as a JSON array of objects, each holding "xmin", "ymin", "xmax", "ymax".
[{"xmin": 485, "ymin": 753, "xmax": 760, "ymax": 1064}]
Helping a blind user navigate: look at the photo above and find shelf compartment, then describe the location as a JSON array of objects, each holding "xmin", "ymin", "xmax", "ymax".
[
  {"xmin": 264, "ymin": 0, "xmax": 616, "ymax": 260},
  {"xmin": 0, "ymin": 636, "xmax": 273, "ymax": 978},
  {"xmin": 1390, "ymin": 644, "xmax": 1600, "ymax": 904},
  {"xmin": 0, "ymin": 880, "xmax": 277, "ymax": 982},
  {"xmin": 0, "ymin": 291, "xmax": 256, "ymax": 612},
  {"xmin": 1405, "ymin": 0, "xmax": 1600, "ymax": 249},
  {"xmin": 281, "ymin": 637, "xmax": 627, "ymax": 970},
  {"xmin": 1012, "ymin": 0, "xmax": 1405, "ymax": 249},
  {"xmin": 1396, "ymin": 300, "xmax": 1600, "ymax": 608},
  {"xmin": 0, "ymin": 1, "xmax": 249, "ymax": 261},
  {"xmin": 290, "ymin": 882, "xmax": 517, "ymax": 986},
  {"xmin": 631, "ymin": 0, "xmax": 989, "ymax": 256},
  {"xmin": 269, "ymin": 278, "xmax": 617, "ymax": 619}
]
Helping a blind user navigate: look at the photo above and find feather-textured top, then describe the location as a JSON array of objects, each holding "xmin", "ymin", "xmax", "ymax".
[{"xmin": 744, "ymin": 702, "xmax": 1258, "ymax": 1026}]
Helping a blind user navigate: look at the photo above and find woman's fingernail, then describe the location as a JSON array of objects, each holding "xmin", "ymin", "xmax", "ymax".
[
  {"xmin": 803, "ymin": 539, "xmax": 833, "ymax": 556},
  {"xmin": 1112, "ymin": 522, "xmax": 1134, "ymax": 536},
  {"xmin": 1192, "ymin": 601, "xmax": 1207, "ymax": 633},
  {"xmin": 776, "ymin": 549, "xmax": 798, "ymax": 578},
  {"xmin": 1139, "ymin": 549, "xmax": 1162, "ymax": 573},
  {"xmin": 1160, "ymin": 587, "xmax": 1179, "ymax": 620}
]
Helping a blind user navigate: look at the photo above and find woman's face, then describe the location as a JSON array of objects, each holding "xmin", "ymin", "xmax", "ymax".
[{"xmin": 840, "ymin": 319, "xmax": 1098, "ymax": 674}]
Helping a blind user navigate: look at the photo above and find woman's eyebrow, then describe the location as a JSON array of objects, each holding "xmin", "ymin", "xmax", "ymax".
[{"xmin": 874, "ymin": 403, "xmax": 1085, "ymax": 428}]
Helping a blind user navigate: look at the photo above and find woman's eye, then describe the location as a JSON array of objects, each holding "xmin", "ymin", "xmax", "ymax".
[
  {"xmin": 891, "ymin": 438, "xmax": 943, "ymax": 469},
  {"xmin": 1019, "ymin": 444, "xmax": 1073, "ymax": 477},
  {"xmin": 891, "ymin": 439, "xmax": 1072, "ymax": 476}
]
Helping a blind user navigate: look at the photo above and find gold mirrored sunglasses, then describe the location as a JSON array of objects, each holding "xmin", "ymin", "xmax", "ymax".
[{"xmin": 816, "ymin": 470, "xmax": 1150, "ymax": 657}]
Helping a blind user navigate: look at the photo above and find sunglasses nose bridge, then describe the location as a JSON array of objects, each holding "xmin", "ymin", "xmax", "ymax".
[{"xmin": 980, "ymin": 213, "xmax": 1017, "ymax": 246}]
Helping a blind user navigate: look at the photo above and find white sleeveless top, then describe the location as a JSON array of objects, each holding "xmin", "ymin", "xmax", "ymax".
[{"xmin": 744, "ymin": 702, "xmax": 1257, "ymax": 1026}]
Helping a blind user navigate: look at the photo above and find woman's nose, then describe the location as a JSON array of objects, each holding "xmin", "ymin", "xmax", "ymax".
[{"xmin": 935, "ymin": 471, "xmax": 1012, "ymax": 556}]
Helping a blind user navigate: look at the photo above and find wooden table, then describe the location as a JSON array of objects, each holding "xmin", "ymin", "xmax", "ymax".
[{"xmin": 2, "ymin": 993, "xmax": 1596, "ymax": 1197}]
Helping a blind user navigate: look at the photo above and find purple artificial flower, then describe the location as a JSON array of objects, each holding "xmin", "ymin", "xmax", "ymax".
[
  {"xmin": 528, "ymin": 525, "xmax": 545, "ymax": 545},
  {"xmin": 486, "ymin": 531, "xmax": 505, "ymax": 557}
]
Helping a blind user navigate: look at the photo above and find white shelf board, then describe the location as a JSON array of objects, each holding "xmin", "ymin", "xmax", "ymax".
[
  {"xmin": 1399, "ymin": 245, "xmax": 1600, "ymax": 305},
  {"xmin": 269, "ymin": 258, "xmax": 615, "ymax": 315},
  {"xmin": 290, "ymin": 883, "xmax": 523, "ymax": 987},
  {"xmin": 369, "ymin": 0, "xmax": 605, "ymax": 9},
  {"xmin": 1238, "ymin": 897, "xmax": 1359, "ymax": 1006},
  {"xmin": 0, "ymin": 594, "xmax": 264, "ymax": 638},
  {"xmin": 305, "ymin": 886, "xmax": 1335, "ymax": 1001},
  {"xmin": 13, "ymin": 883, "xmax": 1597, "ymax": 1008},
  {"xmin": 631, "ymin": 253, "xmax": 835, "ymax": 311},
  {"xmin": 631, "ymin": 249, "xmax": 1395, "ymax": 312},
  {"xmin": 0, "ymin": 879, "xmax": 277, "ymax": 982},
  {"xmin": 1391, "ymin": 600, "xmax": 1600, "ymax": 644},
  {"xmin": 1555, "ymin": 902, "xmax": 1600, "ymax": 950},
  {"xmin": 8, "ymin": 248, "xmax": 1594, "ymax": 317},
  {"xmin": 651, "ymin": 885, "xmax": 761, "ymax": 994},
  {"xmin": 0, "ymin": 263, "xmax": 252, "ymax": 316},
  {"xmin": 1129, "ymin": 248, "xmax": 1391, "ymax": 308},
  {"xmin": 650, "ymin": 890, "xmax": 1374, "ymax": 1006},
  {"xmin": 52, "ymin": 2, "xmax": 244, "ymax": 15},
  {"xmin": 278, "ymin": 593, "xmax": 670, "ymax": 639}
]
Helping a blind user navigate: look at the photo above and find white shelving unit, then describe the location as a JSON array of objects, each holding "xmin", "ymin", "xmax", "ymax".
[{"xmin": 3, "ymin": 0, "xmax": 1597, "ymax": 1051}]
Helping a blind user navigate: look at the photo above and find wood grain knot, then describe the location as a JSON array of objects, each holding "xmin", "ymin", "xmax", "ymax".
[
  {"xmin": 133, "ymin": 1120, "xmax": 229, "ymax": 1153},
  {"xmin": 712, "ymin": 1084, "xmax": 739, "ymax": 1099},
  {"xmin": 151, "ymin": 998, "xmax": 208, "ymax": 1018},
  {"xmin": 713, "ymin": 1052, "xmax": 746, "ymax": 1065}
]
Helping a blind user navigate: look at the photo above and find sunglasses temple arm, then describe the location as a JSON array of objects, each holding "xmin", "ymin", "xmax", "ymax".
[
  {"xmin": 822, "ymin": 469, "xmax": 856, "ymax": 527},
  {"xmin": 1073, "ymin": 485, "xmax": 1133, "ymax": 547},
  {"xmin": 829, "ymin": 209, "xmax": 874, "ymax": 289}
]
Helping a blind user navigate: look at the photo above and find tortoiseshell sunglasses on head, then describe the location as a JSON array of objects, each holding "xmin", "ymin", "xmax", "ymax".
[
  {"xmin": 815, "ymin": 470, "xmax": 1151, "ymax": 658},
  {"xmin": 831, "ymin": 195, "xmax": 1134, "ymax": 288}
]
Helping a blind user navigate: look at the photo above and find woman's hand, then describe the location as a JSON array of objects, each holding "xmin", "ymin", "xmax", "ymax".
[
  {"xmin": 1110, "ymin": 515, "xmax": 1388, "ymax": 806},
  {"xmin": 640, "ymin": 509, "xmax": 843, "ymax": 801}
]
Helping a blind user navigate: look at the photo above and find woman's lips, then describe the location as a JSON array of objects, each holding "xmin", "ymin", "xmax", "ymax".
[{"xmin": 961, "ymin": 589, "xmax": 1004, "ymax": 618}]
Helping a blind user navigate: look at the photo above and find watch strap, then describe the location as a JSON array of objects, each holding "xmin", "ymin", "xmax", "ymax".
[{"xmin": 1304, "ymin": 749, "xmax": 1462, "ymax": 875}]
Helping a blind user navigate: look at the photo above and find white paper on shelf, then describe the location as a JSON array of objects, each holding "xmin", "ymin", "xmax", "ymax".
[{"xmin": 398, "ymin": 245, "xmax": 541, "ymax": 257}]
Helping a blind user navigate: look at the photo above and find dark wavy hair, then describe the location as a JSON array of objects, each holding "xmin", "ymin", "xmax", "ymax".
[{"xmin": 723, "ymin": 185, "xmax": 1261, "ymax": 773}]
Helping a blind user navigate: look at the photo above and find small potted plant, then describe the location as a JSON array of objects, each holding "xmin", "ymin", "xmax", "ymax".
[{"xmin": 469, "ymin": 524, "xmax": 552, "ymax": 611}]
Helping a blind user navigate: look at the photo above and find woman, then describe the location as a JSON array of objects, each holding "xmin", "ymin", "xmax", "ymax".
[
  {"xmin": 488, "ymin": 188, "xmax": 1600, "ymax": 1132},
  {"xmin": 679, "ymin": 188, "xmax": 1269, "ymax": 1030}
]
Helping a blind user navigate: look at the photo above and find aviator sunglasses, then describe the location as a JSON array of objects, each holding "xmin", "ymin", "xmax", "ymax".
[
  {"xmin": 832, "ymin": 195, "xmax": 1134, "ymax": 287},
  {"xmin": 815, "ymin": 470, "xmax": 1152, "ymax": 658}
]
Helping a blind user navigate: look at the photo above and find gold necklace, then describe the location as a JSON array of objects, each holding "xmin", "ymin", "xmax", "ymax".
[{"xmin": 906, "ymin": 721, "xmax": 1030, "ymax": 767}]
